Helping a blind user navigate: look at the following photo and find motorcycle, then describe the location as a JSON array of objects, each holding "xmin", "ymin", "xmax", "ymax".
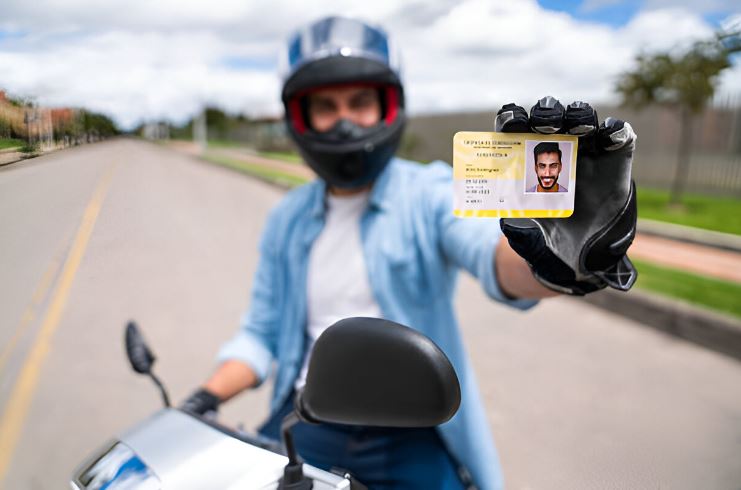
[{"xmin": 70, "ymin": 317, "xmax": 462, "ymax": 489}]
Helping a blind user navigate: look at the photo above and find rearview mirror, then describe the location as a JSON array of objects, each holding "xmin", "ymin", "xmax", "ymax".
[
  {"xmin": 124, "ymin": 321, "xmax": 170, "ymax": 407},
  {"xmin": 125, "ymin": 321, "xmax": 155, "ymax": 375},
  {"xmin": 297, "ymin": 317, "xmax": 461, "ymax": 428}
]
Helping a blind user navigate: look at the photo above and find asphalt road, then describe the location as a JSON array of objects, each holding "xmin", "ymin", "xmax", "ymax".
[{"xmin": 1, "ymin": 139, "xmax": 739, "ymax": 490}]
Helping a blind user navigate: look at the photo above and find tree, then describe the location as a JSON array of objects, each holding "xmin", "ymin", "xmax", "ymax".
[
  {"xmin": 79, "ymin": 110, "xmax": 119, "ymax": 142},
  {"xmin": 615, "ymin": 27, "xmax": 740, "ymax": 205},
  {"xmin": 204, "ymin": 106, "xmax": 230, "ymax": 139}
]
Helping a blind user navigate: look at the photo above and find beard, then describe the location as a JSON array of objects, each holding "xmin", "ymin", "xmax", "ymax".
[{"xmin": 538, "ymin": 175, "xmax": 558, "ymax": 190}]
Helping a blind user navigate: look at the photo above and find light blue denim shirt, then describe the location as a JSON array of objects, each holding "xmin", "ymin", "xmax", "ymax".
[{"xmin": 218, "ymin": 157, "xmax": 537, "ymax": 490}]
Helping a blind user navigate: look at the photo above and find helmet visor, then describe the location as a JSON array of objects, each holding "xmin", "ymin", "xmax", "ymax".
[{"xmin": 284, "ymin": 16, "xmax": 396, "ymax": 79}]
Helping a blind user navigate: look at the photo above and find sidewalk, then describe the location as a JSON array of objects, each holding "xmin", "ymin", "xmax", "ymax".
[
  {"xmin": 638, "ymin": 218, "xmax": 741, "ymax": 253},
  {"xmin": 0, "ymin": 148, "xmax": 24, "ymax": 166},
  {"xmin": 629, "ymin": 233, "xmax": 741, "ymax": 284},
  {"xmin": 0, "ymin": 144, "xmax": 68, "ymax": 167}
]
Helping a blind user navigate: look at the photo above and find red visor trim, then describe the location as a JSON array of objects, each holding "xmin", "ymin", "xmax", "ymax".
[
  {"xmin": 385, "ymin": 87, "xmax": 398, "ymax": 125},
  {"xmin": 289, "ymin": 98, "xmax": 306, "ymax": 134},
  {"xmin": 289, "ymin": 83, "xmax": 400, "ymax": 132}
]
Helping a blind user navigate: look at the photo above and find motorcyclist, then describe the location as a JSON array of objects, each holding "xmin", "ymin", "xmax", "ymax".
[{"xmin": 181, "ymin": 16, "xmax": 638, "ymax": 490}]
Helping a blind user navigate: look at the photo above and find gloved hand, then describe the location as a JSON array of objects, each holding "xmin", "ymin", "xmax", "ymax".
[
  {"xmin": 180, "ymin": 387, "xmax": 221, "ymax": 416},
  {"xmin": 495, "ymin": 96, "xmax": 638, "ymax": 295}
]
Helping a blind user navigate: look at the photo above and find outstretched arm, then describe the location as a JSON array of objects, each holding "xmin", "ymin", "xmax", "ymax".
[{"xmin": 495, "ymin": 238, "xmax": 560, "ymax": 299}]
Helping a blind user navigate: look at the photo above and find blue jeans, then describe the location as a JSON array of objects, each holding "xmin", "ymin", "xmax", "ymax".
[{"xmin": 258, "ymin": 394, "xmax": 466, "ymax": 489}]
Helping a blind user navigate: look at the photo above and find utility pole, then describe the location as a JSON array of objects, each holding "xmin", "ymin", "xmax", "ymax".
[
  {"xmin": 24, "ymin": 109, "xmax": 31, "ymax": 147},
  {"xmin": 193, "ymin": 108, "xmax": 207, "ymax": 154},
  {"xmin": 23, "ymin": 107, "xmax": 38, "ymax": 149}
]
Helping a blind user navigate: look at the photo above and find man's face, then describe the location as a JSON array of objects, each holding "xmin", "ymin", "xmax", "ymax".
[
  {"xmin": 535, "ymin": 151, "xmax": 562, "ymax": 190},
  {"xmin": 307, "ymin": 85, "xmax": 382, "ymax": 133}
]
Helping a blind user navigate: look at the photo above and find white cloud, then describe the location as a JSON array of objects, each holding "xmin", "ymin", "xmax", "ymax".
[
  {"xmin": 620, "ymin": 8, "xmax": 713, "ymax": 50},
  {"xmin": 0, "ymin": 0, "xmax": 738, "ymax": 129},
  {"xmin": 0, "ymin": 29, "xmax": 281, "ymax": 128}
]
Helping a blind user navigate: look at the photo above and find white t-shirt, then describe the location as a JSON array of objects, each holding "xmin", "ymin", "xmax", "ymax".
[{"xmin": 294, "ymin": 190, "xmax": 383, "ymax": 390}]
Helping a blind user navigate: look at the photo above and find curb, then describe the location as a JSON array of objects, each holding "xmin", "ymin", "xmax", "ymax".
[
  {"xmin": 638, "ymin": 218, "xmax": 741, "ymax": 253},
  {"xmin": 582, "ymin": 288, "xmax": 741, "ymax": 362},
  {"xmin": 0, "ymin": 144, "xmax": 98, "ymax": 168},
  {"xmin": 0, "ymin": 153, "xmax": 29, "ymax": 167}
]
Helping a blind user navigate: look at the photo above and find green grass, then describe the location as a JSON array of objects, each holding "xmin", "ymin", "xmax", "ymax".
[
  {"xmin": 637, "ymin": 187, "xmax": 741, "ymax": 236},
  {"xmin": 206, "ymin": 139, "xmax": 243, "ymax": 149},
  {"xmin": 206, "ymin": 140, "xmax": 301, "ymax": 163},
  {"xmin": 258, "ymin": 150, "xmax": 302, "ymax": 163},
  {"xmin": 202, "ymin": 153, "xmax": 308, "ymax": 188},
  {"xmin": 0, "ymin": 138, "xmax": 24, "ymax": 150},
  {"xmin": 633, "ymin": 259, "xmax": 741, "ymax": 319}
]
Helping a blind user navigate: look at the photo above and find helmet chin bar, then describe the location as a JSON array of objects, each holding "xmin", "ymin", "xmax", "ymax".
[
  {"xmin": 306, "ymin": 119, "xmax": 384, "ymax": 186},
  {"xmin": 297, "ymin": 126, "xmax": 401, "ymax": 189},
  {"xmin": 307, "ymin": 118, "xmax": 386, "ymax": 144}
]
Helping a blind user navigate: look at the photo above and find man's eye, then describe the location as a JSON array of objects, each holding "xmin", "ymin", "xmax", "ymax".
[
  {"xmin": 351, "ymin": 94, "xmax": 376, "ymax": 108},
  {"xmin": 314, "ymin": 103, "xmax": 333, "ymax": 113}
]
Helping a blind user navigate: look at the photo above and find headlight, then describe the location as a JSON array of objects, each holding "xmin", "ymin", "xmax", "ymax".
[{"xmin": 72, "ymin": 441, "xmax": 160, "ymax": 490}]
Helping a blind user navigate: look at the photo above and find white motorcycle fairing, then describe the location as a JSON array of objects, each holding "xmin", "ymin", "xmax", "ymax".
[{"xmin": 70, "ymin": 408, "xmax": 350, "ymax": 490}]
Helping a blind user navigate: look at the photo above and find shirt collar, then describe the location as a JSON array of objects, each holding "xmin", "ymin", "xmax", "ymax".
[
  {"xmin": 309, "ymin": 179, "xmax": 327, "ymax": 219},
  {"xmin": 368, "ymin": 158, "xmax": 395, "ymax": 213},
  {"xmin": 308, "ymin": 159, "xmax": 396, "ymax": 218}
]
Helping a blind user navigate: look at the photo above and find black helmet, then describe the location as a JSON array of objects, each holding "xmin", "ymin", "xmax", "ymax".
[{"xmin": 281, "ymin": 16, "xmax": 406, "ymax": 189}]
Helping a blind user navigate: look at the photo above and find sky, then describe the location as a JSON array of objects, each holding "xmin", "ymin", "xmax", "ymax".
[{"xmin": 0, "ymin": 0, "xmax": 738, "ymax": 129}]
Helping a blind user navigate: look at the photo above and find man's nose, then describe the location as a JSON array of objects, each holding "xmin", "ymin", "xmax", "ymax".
[{"xmin": 336, "ymin": 104, "xmax": 353, "ymax": 121}]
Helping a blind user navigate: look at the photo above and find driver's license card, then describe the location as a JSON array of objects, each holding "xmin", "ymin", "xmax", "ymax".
[{"xmin": 453, "ymin": 132, "xmax": 578, "ymax": 218}]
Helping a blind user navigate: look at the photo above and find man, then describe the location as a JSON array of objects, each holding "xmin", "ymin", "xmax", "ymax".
[
  {"xmin": 182, "ymin": 16, "xmax": 638, "ymax": 490},
  {"xmin": 527, "ymin": 141, "xmax": 568, "ymax": 193}
]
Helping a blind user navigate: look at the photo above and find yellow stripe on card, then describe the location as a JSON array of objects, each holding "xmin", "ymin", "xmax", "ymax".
[{"xmin": 454, "ymin": 209, "xmax": 574, "ymax": 218}]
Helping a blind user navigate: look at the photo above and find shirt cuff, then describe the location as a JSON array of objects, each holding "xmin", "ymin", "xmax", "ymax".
[
  {"xmin": 480, "ymin": 234, "xmax": 539, "ymax": 311},
  {"xmin": 216, "ymin": 330, "xmax": 274, "ymax": 385}
]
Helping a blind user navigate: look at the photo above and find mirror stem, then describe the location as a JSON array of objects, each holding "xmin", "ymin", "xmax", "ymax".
[
  {"xmin": 278, "ymin": 411, "xmax": 312, "ymax": 490},
  {"xmin": 149, "ymin": 372, "xmax": 170, "ymax": 407},
  {"xmin": 281, "ymin": 411, "xmax": 300, "ymax": 465}
]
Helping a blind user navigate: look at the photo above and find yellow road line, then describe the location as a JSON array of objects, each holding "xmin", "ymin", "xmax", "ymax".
[
  {"xmin": 0, "ymin": 253, "xmax": 63, "ymax": 375},
  {"xmin": 0, "ymin": 163, "xmax": 117, "ymax": 487}
]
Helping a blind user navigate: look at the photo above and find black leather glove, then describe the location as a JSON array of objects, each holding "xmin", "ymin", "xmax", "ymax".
[
  {"xmin": 180, "ymin": 388, "xmax": 221, "ymax": 416},
  {"xmin": 495, "ymin": 96, "xmax": 638, "ymax": 296}
]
